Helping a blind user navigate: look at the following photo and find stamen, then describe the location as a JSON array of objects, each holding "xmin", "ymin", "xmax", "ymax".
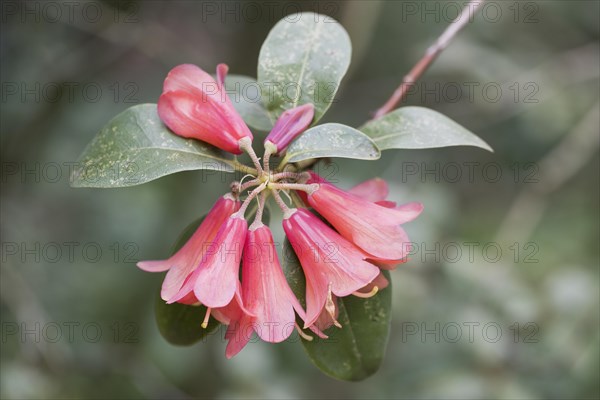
[
  {"xmin": 326, "ymin": 286, "xmax": 342, "ymax": 328},
  {"xmin": 201, "ymin": 307, "xmax": 212, "ymax": 329},
  {"xmin": 280, "ymin": 188, "xmax": 293, "ymax": 204},
  {"xmin": 271, "ymin": 189, "xmax": 291, "ymax": 213},
  {"xmin": 238, "ymin": 173, "xmax": 256, "ymax": 186},
  {"xmin": 239, "ymin": 178, "xmax": 261, "ymax": 192},
  {"xmin": 295, "ymin": 323, "xmax": 313, "ymax": 341},
  {"xmin": 353, "ymin": 286, "xmax": 379, "ymax": 298}
]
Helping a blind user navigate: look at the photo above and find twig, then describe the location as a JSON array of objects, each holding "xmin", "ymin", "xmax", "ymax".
[{"xmin": 373, "ymin": 0, "xmax": 485, "ymax": 119}]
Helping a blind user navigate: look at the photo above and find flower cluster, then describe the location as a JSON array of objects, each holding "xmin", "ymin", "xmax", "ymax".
[{"xmin": 138, "ymin": 64, "xmax": 423, "ymax": 358}]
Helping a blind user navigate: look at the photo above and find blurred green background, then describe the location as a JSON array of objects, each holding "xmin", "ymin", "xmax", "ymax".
[{"xmin": 1, "ymin": 0, "xmax": 599, "ymax": 398}]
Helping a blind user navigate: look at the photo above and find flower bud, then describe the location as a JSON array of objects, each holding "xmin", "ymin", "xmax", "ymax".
[
  {"xmin": 158, "ymin": 64, "xmax": 253, "ymax": 154},
  {"xmin": 264, "ymin": 104, "xmax": 314, "ymax": 154},
  {"xmin": 282, "ymin": 208, "xmax": 380, "ymax": 328}
]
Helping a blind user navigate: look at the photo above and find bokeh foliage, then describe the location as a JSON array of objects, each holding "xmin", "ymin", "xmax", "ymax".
[{"xmin": 1, "ymin": 1, "xmax": 598, "ymax": 398}]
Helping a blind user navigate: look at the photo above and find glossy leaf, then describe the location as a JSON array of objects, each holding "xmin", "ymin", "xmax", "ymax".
[
  {"xmin": 282, "ymin": 239, "xmax": 392, "ymax": 381},
  {"xmin": 154, "ymin": 215, "xmax": 221, "ymax": 346},
  {"xmin": 154, "ymin": 294, "xmax": 220, "ymax": 346},
  {"xmin": 258, "ymin": 12, "xmax": 352, "ymax": 123},
  {"xmin": 224, "ymin": 75, "xmax": 274, "ymax": 131},
  {"xmin": 359, "ymin": 107, "xmax": 493, "ymax": 152},
  {"xmin": 71, "ymin": 104, "xmax": 236, "ymax": 188},
  {"xmin": 284, "ymin": 123, "xmax": 381, "ymax": 163}
]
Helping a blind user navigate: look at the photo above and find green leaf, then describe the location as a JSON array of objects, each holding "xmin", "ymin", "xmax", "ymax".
[
  {"xmin": 359, "ymin": 107, "xmax": 493, "ymax": 152},
  {"xmin": 258, "ymin": 12, "xmax": 352, "ymax": 123},
  {"xmin": 71, "ymin": 104, "xmax": 236, "ymax": 188},
  {"xmin": 284, "ymin": 123, "xmax": 381, "ymax": 163},
  {"xmin": 282, "ymin": 240, "xmax": 392, "ymax": 381},
  {"xmin": 154, "ymin": 294, "xmax": 220, "ymax": 346},
  {"xmin": 225, "ymin": 75, "xmax": 274, "ymax": 132},
  {"xmin": 154, "ymin": 216, "xmax": 221, "ymax": 346}
]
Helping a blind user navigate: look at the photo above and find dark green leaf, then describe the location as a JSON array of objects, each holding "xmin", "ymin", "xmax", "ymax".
[
  {"xmin": 258, "ymin": 12, "xmax": 352, "ymax": 123},
  {"xmin": 154, "ymin": 295, "xmax": 220, "ymax": 346},
  {"xmin": 359, "ymin": 107, "xmax": 493, "ymax": 152},
  {"xmin": 282, "ymin": 240, "xmax": 392, "ymax": 381},
  {"xmin": 154, "ymin": 215, "xmax": 221, "ymax": 346},
  {"xmin": 284, "ymin": 123, "xmax": 381, "ymax": 163},
  {"xmin": 71, "ymin": 104, "xmax": 236, "ymax": 188}
]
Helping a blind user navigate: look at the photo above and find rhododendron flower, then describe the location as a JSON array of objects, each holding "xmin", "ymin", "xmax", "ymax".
[
  {"xmin": 157, "ymin": 63, "xmax": 253, "ymax": 154},
  {"xmin": 168, "ymin": 212, "xmax": 248, "ymax": 308},
  {"xmin": 347, "ymin": 177, "xmax": 390, "ymax": 202},
  {"xmin": 264, "ymin": 104, "xmax": 315, "ymax": 154},
  {"xmin": 349, "ymin": 178, "xmax": 415, "ymax": 210},
  {"xmin": 313, "ymin": 271, "xmax": 390, "ymax": 331},
  {"xmin": 304, "ymin": 172, "xmax": 423, "ymax": 261},
  {"xmin": 282, "ymin": 208, "xmax": 380, "ymax": 328},
  {"xmin": 137, "ymin": 194, "xmax": 239, "ymax": 302},
  {"xmin": 223, "ymin": 223, "xmax": 319, "ymax": 358}
]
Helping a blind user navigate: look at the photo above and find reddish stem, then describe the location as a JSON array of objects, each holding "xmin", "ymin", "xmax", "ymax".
[{"xmin": 373, "ymin": 0, "xmax": 485, "ymax": 119}]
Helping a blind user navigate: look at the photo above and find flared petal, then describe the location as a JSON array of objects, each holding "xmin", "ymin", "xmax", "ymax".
[
  {"xmin": 358, "ymin": 271, "xmax": 389, "ymax": 293},
  {"xmin": 175, "ymin": 291, "xmax": 200, "ymax": 305},
  {"xmin": 224, "ymin": 314, "xmax": 254, "ymax": 359},
  {"xmin": 136, "ymin": 260, "xmax": 171, "ymax": 272},
  {"xmin": 169, "ymin": 216, "xmax": 247, "ymax": 308},
  {"xmin": 242, "ymin": 224, "xmax": 305, "ymax": 343},
  {"xmin": 136, "ymin": 195, "xmax": 239, "ymax": 301},
  {"xmin": 376, "ymin": 200, "xmax": 396, "ymax": 208},
  {"xmin": 217, "ymin": 285, "xmax": 256, "ymax": 358},
  {"xmin": 348, "ymin": 178, "xmax": 389, "ymax": 202},
  {"xmin": 211, "ymin": 283, "xmax": 254, "ymax": 323},
  {"xmin": 307, "ymin": 181, "xmax": 423, "ymax": 260},
  {"xmin": 283, "ymin": 209, "xmax": 380, "ymax": 327}
]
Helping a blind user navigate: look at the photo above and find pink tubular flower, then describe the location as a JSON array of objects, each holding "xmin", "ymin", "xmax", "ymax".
[
  {"xmin": 264, "ymin": 104, "xmax": 314, "ymax": 154},
  {"xmin": 157, "ymin": 63, "xmax": 253, "ymax": 154},
  {"xmin": 168, "ymin": 213, "xmax": 248, "ymax": 308},
  {"xmin": 305, "ymin": 172, "xmax": 423, "ymax": 261},
  {"xmin": 314, "ymin": 271, "xmax": 390, "ymax": 331},
  {"xmin": 348, "ymin": 178, "xmax": 389, "ymax": 202},
  {"xmin": 282, "ymin": 208, "xmax": 380, "ymax": 328},
  {"xmin": 349, "ymin": 178, "xmax": 411, "ymax": 210},
  {"xmin": 223, "ymin": 223, "xmax": 313, "ymax": 358},
  {"xmin": 137, "ymin": 194, "xmax": 239, "ymax": 303}
]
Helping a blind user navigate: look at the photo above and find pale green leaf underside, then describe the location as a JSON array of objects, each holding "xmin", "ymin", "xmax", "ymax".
[
  {"xmin": 360, "ymin": 107, "xmax": 493, "ymax": 152},
  {"xmin": 258, "ymin": 12, "xmax": 352, "ymax": 123},
  {"xmin": 71, "ymin": 104, "xmax": 235, "ymax": 188},
  {"xmin": 285, "ymin": 123, "xmax": 381, "ymax": 163},
  {"xmin": 224, "ymin": 75, "xmax": 274, "ymax": 132}
]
